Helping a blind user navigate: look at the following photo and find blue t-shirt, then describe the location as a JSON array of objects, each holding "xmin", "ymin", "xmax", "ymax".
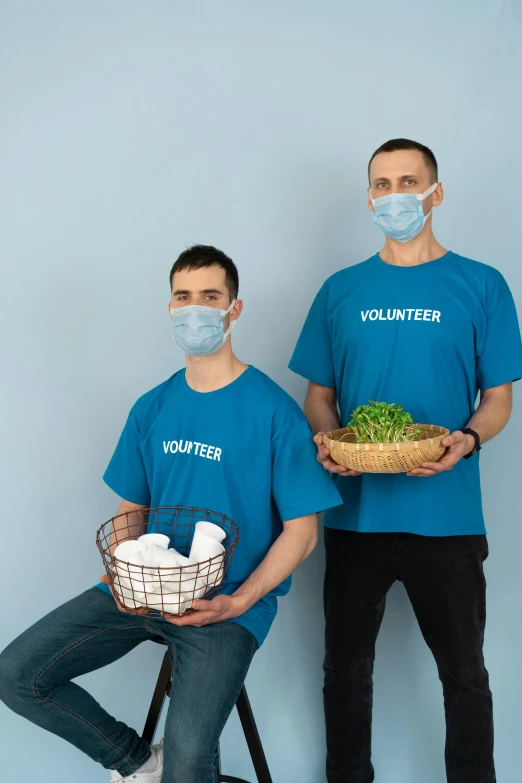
[
  {"xmin": 96, "ymin": 366, "xmax": 341, "ymax": 645},
  {"xmin": 289, "ymin": 252, "xmax": 522, "ymax": 536}
]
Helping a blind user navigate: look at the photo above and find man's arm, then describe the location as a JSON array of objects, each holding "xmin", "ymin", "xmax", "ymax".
[
  {"xmin": 109, "ymin": 499, "xmax": 148, "ymax": 555},
  {"xmin": 165, "ymin": 513, "xmax": 318, "ymax": 627},
  {"xmin": 408, "ymin": 382, "xmax": 513, "ymax": 477},
  {"xmin": 100, "ymin": 499, "xmax": 148, "ymax": 613},
  {"xmin": 304, "ymin": 381, "xmax": 362, "ymax": 477}
]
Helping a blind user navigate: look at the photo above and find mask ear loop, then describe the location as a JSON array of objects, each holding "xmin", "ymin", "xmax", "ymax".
[
  {"xmin": 417, "ymin": 181, "xmax": 439, "ymax": 201},
  {"xmin": 222, "ymin": 299, "xmax": 237, "ymax": 343},
  {"xmin": 418, "ymin": 182, "xmax": 439, "ymax": 224}
]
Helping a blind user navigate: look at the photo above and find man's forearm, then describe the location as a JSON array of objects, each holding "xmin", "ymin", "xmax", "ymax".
[
  {"xmin": 304, "ymin": 383, "xmax": 341, "ymax": 435},
  {"xmin": 109, "ymin": 500, "xmax": 147, "ymax": 555},
  {"xmin": 466, "ymin": 384, "xmax": 513, "ymax": 446},
  {"xmin": 231, "ymin": 516, "xmax": 317, "ymax": 614}
]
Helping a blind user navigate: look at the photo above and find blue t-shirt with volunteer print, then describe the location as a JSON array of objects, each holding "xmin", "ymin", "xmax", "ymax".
[
  {"xmin": 96, "ymin": 366, "xmax": 342, "ymax": 645},
  {"xmin": 289, "ymin": 251, "xmax": 522, "ymax": 537}
]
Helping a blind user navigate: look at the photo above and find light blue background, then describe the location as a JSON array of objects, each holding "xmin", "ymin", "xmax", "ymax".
[{"xmin": 1, "ymin": 2, "xmax": 521, "ymax": 781}]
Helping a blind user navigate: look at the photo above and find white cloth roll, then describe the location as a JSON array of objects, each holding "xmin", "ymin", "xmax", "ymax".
[
  {"xmin": 143, "ymin": 542, "xmax": 169, "ymax": 568},
  {"xmin": 138, "ymin": 533, "xmax": 170, "ymax": 549},
  {"xmin": 114, "ymin": 540, "xmax": 146, "ymax": 561},
  {"xmin": 145, "ymin": 587, "xmax": 192, "ymax": 615},
  {"xmin": 189, "ymin": 527, "xmax": 226, "ymax": 564},
  {"xmin": 113, "ymin": 581, "xmax": 146, "ymax": 609},
  {"xmin": 195, "ymin": 521, "xmax": 226, "ymax": 543}
]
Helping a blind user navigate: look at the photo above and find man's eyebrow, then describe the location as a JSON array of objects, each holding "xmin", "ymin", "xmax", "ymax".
[
  {"xmin": 371, "ymin": 173, "xmax": 421, "ymax": 184},
  {"xmin": 172, "ymin": 288, "xmax": 224, "ymax": 296}
]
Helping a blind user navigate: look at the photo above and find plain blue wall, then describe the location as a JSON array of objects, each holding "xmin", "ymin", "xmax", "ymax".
[{"xmin": 1, "ymin": 2, "xmax": 521, "ymax": 781}]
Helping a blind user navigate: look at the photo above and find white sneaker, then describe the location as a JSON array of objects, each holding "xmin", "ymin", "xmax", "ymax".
[{"xmin": 110, "ymin": 739, "xmax": 164, "ymax": 781}]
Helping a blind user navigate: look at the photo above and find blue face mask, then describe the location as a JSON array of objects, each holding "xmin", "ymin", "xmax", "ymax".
[
  {"xmin": 170, "ymin": 301, "xmax": 236, "ymax": 356},
  {"xmin": 371, "ymin": 181, "xmax": 438, "ymax": 243}
]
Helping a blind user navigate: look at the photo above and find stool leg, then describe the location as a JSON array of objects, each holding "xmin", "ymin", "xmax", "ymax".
[
  {"xmin": 142, "ymin": 651, "xmax": 171, "ymax": 745},
  {"xmin": 235, "ymin": 687, "xmax": 273, "ymax": 783}
]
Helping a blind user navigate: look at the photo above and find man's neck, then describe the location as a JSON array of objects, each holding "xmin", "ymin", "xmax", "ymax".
[
  {"xmin": 379, "ymin": 225, "xmax": 447, "ymax": 267},
  {"xmin": 184, "ymin": 345, "xmax": 249, "ymax": 393}
]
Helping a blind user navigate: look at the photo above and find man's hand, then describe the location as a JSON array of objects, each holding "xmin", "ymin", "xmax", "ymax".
[
  {"xmin": 163, "ymin": 594, "xmax": 242, "ymax": 627},
  {"xmin": 407, "ymin": 430, "xmax": 475, "ymax": 477},
  {"xmin": 99, "ymin": 574, "xmax": 147, "ymax": 616},
  {"xmin": 314, "ymin": 432, "xmax": 362, "ymax": 477}
]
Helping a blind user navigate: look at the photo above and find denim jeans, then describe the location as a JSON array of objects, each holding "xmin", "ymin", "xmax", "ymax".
[
  {"xmin": 0, "ymin": 588, "xmax": 258, "ymax": 782},
  {"xmin": 324, "ymin": 529, "xmax": 495, "ymax": 783}
]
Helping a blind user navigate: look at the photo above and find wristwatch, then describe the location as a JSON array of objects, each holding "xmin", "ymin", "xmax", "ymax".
[{"xmin": 462, "ymin": 427, "xmax": 481, "ymax": 459}]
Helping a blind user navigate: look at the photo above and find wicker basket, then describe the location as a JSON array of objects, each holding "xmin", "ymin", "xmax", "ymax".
[{"xmin": 323, "ymin": 424, "xmax": 449, "ymax": 474}]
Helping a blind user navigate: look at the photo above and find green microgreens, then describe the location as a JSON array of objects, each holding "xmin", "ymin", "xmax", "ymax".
[{"xmin": 347, "ymin": 401, "xmax": 422, "ymax": 444}]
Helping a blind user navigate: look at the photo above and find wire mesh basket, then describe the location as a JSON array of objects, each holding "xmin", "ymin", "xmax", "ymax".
[
  {"xmin": 96, "ymin": 506, "xmax": 239, "ymax": 616},
  {"xmin": 323, "ymin": 424, "xmax": 449, "ymax": 474}
]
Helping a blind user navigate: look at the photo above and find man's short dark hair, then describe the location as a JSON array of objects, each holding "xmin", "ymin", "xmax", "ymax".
[
  {"xmin": 368, "ymin": 139, "xmax": 438, "ymax": 184},
  {"xmin": 169, "ymin": 245, "xmax": 239, "ymax": 301}
]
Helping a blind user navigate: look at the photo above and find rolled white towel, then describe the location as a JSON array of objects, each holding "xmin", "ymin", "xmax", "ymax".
[
  {"xmin": 113, "ymin": 581, "xmax": 147, "ymax": 610},
  {"xmin": 145, "ymin": 588, "xmax": 192, "ymax": 615},
  {"xmin": 194, "ymin": 521, "xmax": 226, "ymax": 543},
  {"xmin": 114, "ymin": 540, "xmax": 146, "ymax": 561},
  {"xmin": 138, "ymin": 533, "xmax": 170, "ymax": 549},
  {"xmin": 189, "ymin": 527, "xmax": 225, "ymax": 565}
]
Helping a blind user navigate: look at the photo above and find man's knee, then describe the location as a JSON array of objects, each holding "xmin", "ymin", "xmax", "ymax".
[
  {"xmin": 165, "ymin": 738, "xmax": 216, "ymax": 783},
  {"xmin": 438, "ymin": 654, "xmax": 491, "ymax": 693},
  {"xmin": 324, "ymin": 646, "xmax": 375, "ymax": 686},
  {"xmin": 0, "ymin": 640, "xmax": 40, "ymax": 712}
]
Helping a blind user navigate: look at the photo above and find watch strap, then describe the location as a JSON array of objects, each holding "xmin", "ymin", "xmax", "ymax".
[{"xmin": 462, "ymin": 427, "xmax": 481, "ymax": 459}]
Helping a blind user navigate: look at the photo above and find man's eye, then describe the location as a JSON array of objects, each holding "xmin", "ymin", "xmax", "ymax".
[
  {"xmin": 405, "ymin": 180, "xmax": 416, "ymax": 186},
  {"xmin": 377, "ymin": 183, "xmax": 387, "ymax": 188}
]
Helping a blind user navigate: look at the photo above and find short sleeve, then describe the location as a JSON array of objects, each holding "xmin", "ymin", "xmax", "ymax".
[
  {"xmin": 271, "ymin": 419, "xmax": 342, "ymax": 522},
  {"xmin": 476, "ymin": 276, "xmax": 522, "ymax": 390},
  {"xmin": 289, "ymin": 282, "xmax": 336, "ymax": 388},
  {"xmin": 103, "ymin": 404, "xmax": 151, "ymax": 505}
]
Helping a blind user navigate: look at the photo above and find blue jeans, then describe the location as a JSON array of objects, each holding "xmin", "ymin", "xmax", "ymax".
[{"xmin": 0, "ymin": 588, "xmax": 258, "ymax": 782}]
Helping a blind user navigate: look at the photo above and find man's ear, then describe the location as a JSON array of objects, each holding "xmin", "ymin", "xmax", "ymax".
[
  {"xmin": 229, "ymin": 299, "xmax": 243, "ymax": 321},
  {"xmin": 432, "ymin": 182, "xmax": 444, "ymax": 208},
  {"xmin": 367, "ymin": 187, "xmax": 374, "ymax": 213}
]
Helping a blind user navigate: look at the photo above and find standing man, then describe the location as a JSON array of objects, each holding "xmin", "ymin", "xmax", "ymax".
[
  {"xmin": 0, "ymin": 245, "xmax": 341, "ymax": 783},
  {"xmin": 289, "ymin": 139, "xmax": 522, "ymax": 783}
]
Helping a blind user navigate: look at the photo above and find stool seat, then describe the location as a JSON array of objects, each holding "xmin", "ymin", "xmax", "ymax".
[{"xmin": 143, "ymin": 637, "xmax": 272, "ymax": 783}]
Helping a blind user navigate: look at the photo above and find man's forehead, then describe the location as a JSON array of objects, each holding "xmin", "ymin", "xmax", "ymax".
[
  {"xmin": 370, "ymin": 149, "xmax": 429, "ymax": 179},
  {"xmin": 172, "ymin": 265, "xmax": 227, "ymax": 290}
]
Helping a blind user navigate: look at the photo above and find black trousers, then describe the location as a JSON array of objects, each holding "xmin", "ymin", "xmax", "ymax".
[{"xmin": 323, "ymin": 528, "xmax": 495, "ymax": 783}]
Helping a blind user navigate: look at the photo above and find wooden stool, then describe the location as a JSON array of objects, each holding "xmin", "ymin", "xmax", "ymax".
[{"xmin": 142, "ymin": 639, "xmax": 273, "ymax": 783}]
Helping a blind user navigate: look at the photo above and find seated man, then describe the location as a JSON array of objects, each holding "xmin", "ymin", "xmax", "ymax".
[{"xmin": 0, "ymin": 245, "xmax": 341, "ymax": 783}]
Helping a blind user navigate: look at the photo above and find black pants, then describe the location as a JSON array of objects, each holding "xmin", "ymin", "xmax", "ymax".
[{"xmin": 324, "ymin": 529, "xmax": 495, "ymax": 783}]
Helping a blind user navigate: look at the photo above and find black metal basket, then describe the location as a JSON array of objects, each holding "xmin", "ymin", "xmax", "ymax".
[{"xmin": 96, "ymin": 506, "xmax": 239, "ymax": 616}]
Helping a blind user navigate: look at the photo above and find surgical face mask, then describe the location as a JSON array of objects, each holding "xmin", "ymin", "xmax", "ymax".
[
  {"xmin": 370, "ymin": 182, "xmax": 438, "ymax": 243},
  {"xmin": 170, "ymin": 300, "xmax": 236, "ymax": 356}
]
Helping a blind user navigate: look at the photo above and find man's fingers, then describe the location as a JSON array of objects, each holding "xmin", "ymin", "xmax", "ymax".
[
  {"xmin": 317, "ymin": 446, "xmax": 357, "ymax": 474},
  {"xmin": 417, "ymin": 462, "xmax": 445, "ymax": 472},
  {"xmin": 164, "ymin": 610, "xmax": 217, "ymax": 627},
  {"xmin": 317, "ymin": 445, "xmax": 332, "ymax": 460},
  {"xmin": 442, "ymin": 430, "xmax": 466, "ymax": 448},
  {"xmin": 407, "ymin": 468, "xmax": 438, "ymax": 477}
]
